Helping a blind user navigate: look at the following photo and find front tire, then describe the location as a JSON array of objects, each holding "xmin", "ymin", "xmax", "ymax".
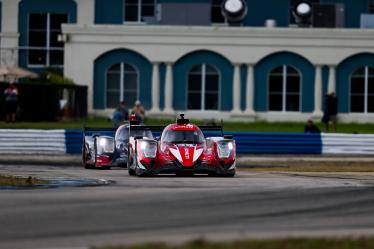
[
  {"xmin": 134, "ymin": 159, "xmax": 151, "ymax": 177},
  {"xmin": 127, "ymin": 147, "xmax": 136, "ymax": 176},
  {"xmin": 135, "ymin": 166, "xmax": 148, "ymax": 177},
  {"xmin": 84, "ymin": 163, "xmax": 94, "ymax": 169}
]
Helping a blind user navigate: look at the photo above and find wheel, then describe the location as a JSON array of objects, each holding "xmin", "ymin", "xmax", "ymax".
[
  {"xmin": 128, "ymin": 168, "xmax": 136, "ymax": 176},
  {"xmin": 135, "ymin": 165, "xmax": 147, "ymax": 177},
  {"xmin": 83, "ymin": 154, "xmax": 94, "ymax": 169},
  {"xmin": 134, "ymin": 159, "xmax": 151, "ymax": 177},
  {"xmin": 84, "ymin": 163, "xmax": 94, "ymax": 169},
  {"xmin": 82, "ymin": 141, "xmax": 92, "ymax": 169},
  {"xmin": 127, "ymin": 146, "xmax": 136, "ymax": 176}
]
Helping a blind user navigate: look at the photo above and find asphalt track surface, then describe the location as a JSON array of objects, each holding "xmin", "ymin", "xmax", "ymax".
[{"xmin": 1, "ymin": 164, "xmax": 374, "ymax": 249}]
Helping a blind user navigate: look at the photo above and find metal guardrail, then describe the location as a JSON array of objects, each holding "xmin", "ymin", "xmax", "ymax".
[
  {"xmin": 63, "ymin": 130, "xmax": 374, "ymax": 155},
  {"xmin": 322, "ymin": 133, "xmax": 374, "ymax": 155},
  {"xmin": 225, "ymin": 132, "xmax": 322, "ymax": 154},
  {"xmin": 0, "ymin": 129, "xmax": 66, "ymax": 154},
  {"xmin": 1, "ymin": 129, "xmax": 374, "ymax": 155}
]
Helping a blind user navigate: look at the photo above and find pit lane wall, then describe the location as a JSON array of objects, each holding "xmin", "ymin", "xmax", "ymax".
[{"xmin": 1, "ymin": 129, "xmax": 374, "ymax": 155}]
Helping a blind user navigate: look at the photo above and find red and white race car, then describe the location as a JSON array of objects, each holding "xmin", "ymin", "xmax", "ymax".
[
  {"xmin": 127, "ymin": 114, "xmax": 236, "ymax": 177},
  {"xmin": 82, "ymin": 117, "xmax": 151, "ymax": 170}
]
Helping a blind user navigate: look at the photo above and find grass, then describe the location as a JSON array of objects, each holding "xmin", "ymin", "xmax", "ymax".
[
  {"xmin": 0, "ymin": 175, "xmax": 49, "ymax": 186},
  {"xmin": 237, "ymin": 160, "xmax": 374, "ymax": 172},
  {"xmin": 239, "ymin": 164, "xmax": 374, "ymax": 173},
  {"xmin": 0, "ymin": 117, "xmax": 374, "ymax": 133},
  {"xmin": 92, "ymin": 237, "xmax": 374, "ymax": 249}
]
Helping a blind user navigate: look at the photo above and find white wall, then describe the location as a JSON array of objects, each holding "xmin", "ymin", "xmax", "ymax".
[
  {"xmin": 62, "ymin": 24, "xmax": 374, "ymax": 121},
  {"xmin": 62, "ymin": 25, "xmax": 374, "ymax": 66}
]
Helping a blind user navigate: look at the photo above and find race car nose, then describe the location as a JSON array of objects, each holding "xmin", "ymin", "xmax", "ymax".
[{"xmin": 169, "ymin": 145, "xmax": 203, "ymax": 167}]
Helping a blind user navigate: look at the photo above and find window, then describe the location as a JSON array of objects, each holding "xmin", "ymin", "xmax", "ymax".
[
  {"xmin": 268, "ymin": 65, "xmax": 301, "ymax": 112},
  {"xmin": 106, "ymin": 63, "xmax": 138, "ymax": 108},
  {"xmin": 350, "ymin": 66, "xmax": 374, "ymax": 113},
  {"xmin": 370, "ymin": 0, "xmax": 374, "ymax": 13},
  {"xmin": 124, "ymin": 0, "xmax": 155, "ymax": 22},
  {"xmin": 187, "ymin": 64, "xmax": 219, "ymax": 110},
  {"xmin": 211, "ymin": 0, "xmax": 226, "ymax": 24},
  {"xmin": 28, "ymin": 13, "xmax": 68, "ymax": 67}
]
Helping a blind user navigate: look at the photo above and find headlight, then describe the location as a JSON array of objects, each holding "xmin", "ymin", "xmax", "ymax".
[
  {"xmin": 99, "ymin": 138, "xmax": 107, "ymax": 147},
  {"xmin": 217, "ymin": 141, "xmax": 234, "ymax": 159},
  {"xmin": 140, "ymin": 141, "xmax": 157, "ymax": 158},
  {"xmin": 97, "ymin": 137, "xmax": 115, "ymax": 153}
]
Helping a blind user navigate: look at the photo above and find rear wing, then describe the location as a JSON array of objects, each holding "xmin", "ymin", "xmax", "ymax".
[
  {"xmin": 129, "ymin": 125, "xmax": 223, "ymax": 136},
  {"xmin": 83, "ymin": 124, "xmax": 224, "ymax": 137},
  {"xmin": 199, "ymin": 126, "xmax": 223, "ymax": 137},
  {"xmin": 84, "ymin": 127, "xmax": 118, "ymax": 132},
  {"xmin": 83, "ymin": 119, "xmax": 140, "ymax": 135},
  {"xmin": 83, "ymin": 127, "xmax": 117, "ymax": 137},
  {"xmin": 129, "ymin": 125, "xmax": 166, "ymax": 132}
]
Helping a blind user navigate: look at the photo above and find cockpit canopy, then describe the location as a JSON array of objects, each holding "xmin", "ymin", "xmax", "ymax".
[{"xmin": 115, "ymin": 125, "xmax": 153, "ymax": 141}]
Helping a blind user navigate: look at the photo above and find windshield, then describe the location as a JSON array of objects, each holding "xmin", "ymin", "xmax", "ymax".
[
  {"xmin": 115, "ymin": 127, "xmax": 153, "ymax": 141},
  {"xmin": 162, "ymin": 130, "xmax": 204, "ymax": 144}
]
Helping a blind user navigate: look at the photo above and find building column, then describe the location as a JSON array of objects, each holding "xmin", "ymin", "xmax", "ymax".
[
  {"xmin": 150, "ymin": 62, "xmax": 160, "ymax": 113},
  {"xmin": 1, "ymin": 0, "xmax": 20, "ymax": 33},
  {"xmin": 77, "ymin": 0, "xmax": 95, "ymax": 25},
  {"xmin": 1, "ymin": 0, "xmax": 21, "ymax": 66},
  {"xmin": 164, "ymin": 62, "xmax": 174, "ymax": 114},
  {"xmin": 328, "ymin": 65, "xmax": 336, "ymax": 94},
  {"xmin": 244, "ymin": 64, "xmax": 255, "ymax": 115},
  {"xmin": 232, "ymin": 64, "xmax": 241, "ymax": 114},
  {"xmin": 312, "ymin": 65, "xmax": 323, "ymax": 117}
]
